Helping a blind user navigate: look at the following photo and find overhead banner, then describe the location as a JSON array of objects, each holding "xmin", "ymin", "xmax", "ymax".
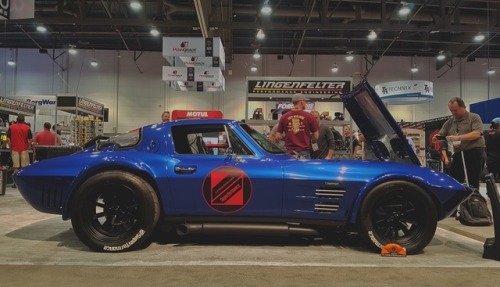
[
  {"xmin": 1, "ymin": 0, "xmax": 35, "ymax": 20},
  {"xmin": 170, "ymin": 81, "xmax": 224, "ymax": 92},
  {"xmin": 163, "ymin": 67, "xmax": 225, "ymax": 91},
  {"xmin": 0, "ymin": 96, "xmax": 36, "ymax": 115},
  {"xmin": 162, "ymin": 37, "xmax": 225, "ymax": 70},
  {"xmin": 78, "ymin": 97, "xmax": 104, "ymax": 117},
  {"xmin": 247, "ymin": 80, "xmax": 351, "ymax": 94},
  {"xmin": 17, "ymin": 95, "xmax": 57, "ymax": 110},
  {"xmin": 171, "ymin": 110, "xmax": 223, "ymax": 120},
  {"xmin": 57, "ymin": 95, "xmax": 104, "ymax": 118},
  {"xmin": 375, "ymin": 80, "xmax": 433, "ymax": 105},
  {"xmin": 162, "ymin": 67, "xmax": 190, "ymax": 81},
  {"xmin": 165, "ymin": 56, "xmax": 223, "ymax": 70}
]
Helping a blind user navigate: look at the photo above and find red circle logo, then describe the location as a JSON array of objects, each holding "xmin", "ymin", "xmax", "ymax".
[{"xmin": 202, "ymin": 166, "xmax": 252, "ymax": 213}]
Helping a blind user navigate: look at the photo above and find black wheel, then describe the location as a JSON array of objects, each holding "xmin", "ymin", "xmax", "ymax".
[
  {"xmin": 70, "ymin": 171, "xmax": 160, "ymax": 252},
  {"xmin": 358, "ymin": 181, "xmax": 437, "ymax": 255}
]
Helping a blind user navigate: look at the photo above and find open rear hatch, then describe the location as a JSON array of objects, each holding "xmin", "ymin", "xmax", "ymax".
[{"xmin": 340, "ymin": 81, "xmax": 421, "ymax": 165}]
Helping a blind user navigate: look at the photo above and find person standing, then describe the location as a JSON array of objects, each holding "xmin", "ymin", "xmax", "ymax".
[
  {"xmin": 276, "ymin": 93, "xmax": 319, "ymax": 159},
  {"xmin": 344, "ymin": 125, "xmax": 361, "ymax": 158},
  {"xmin": 485, "ymin": 117, "xmax": 500, "ymax": 182},
  {"xmin": 7, "ymin": 115, "xmax": 33, "ymax": 187},
  {"xmin": 33, "ymin": 122, "xmax": 61, "ymax": 146},
  {"xmin": 432, "ymin": 97, "xmax": 485, "ymax": 189},
  {"xmin": 310, "ymin": 111, "xmax": 334, "ymax": 159},
  {"xmin": 161, "ymin": 111, "xmax": 171, "ymax": 122},
  {"xmin": 358, "ymin": 133, "xmax": 378, "ymax": 160},
  {"xmin": 33, "ymin": 122, "xmax": 61, "ymax": 161},
  {"xmin": 403, "ymin": 128, "xmax": 418, "ymax": 155}
]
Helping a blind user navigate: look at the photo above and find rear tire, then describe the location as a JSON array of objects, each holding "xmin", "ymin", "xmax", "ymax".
[
  {"xmin": 358, "ymin": 181, "xmax": 437, "ymax": 255},
  {"xmin": 70, "ymin": 171, "xmax": 160, "ymax": 252}
]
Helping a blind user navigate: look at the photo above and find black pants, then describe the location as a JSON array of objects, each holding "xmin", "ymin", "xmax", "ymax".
[
  {"xmin": 487, "ymin": 160, "xmax": 500, "ymax": 182},
  {"xmin": 450, "ymin": 148, "xmax": 484, "ymax": 188}
]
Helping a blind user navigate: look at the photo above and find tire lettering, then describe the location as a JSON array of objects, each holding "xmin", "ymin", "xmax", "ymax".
[
  {"xmin": 368, "ymin": 230, "xmax": 384, "ymax": 249},
  {"xmin": 103, "ymin": 229, "xmax": 145, "ymax": 251}
]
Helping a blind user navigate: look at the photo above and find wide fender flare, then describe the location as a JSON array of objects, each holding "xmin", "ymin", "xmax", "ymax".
[
  {"xmin": 346, "ymin": 173, "xmax": 440, "ymax": 224},
  {"xmin": 61, "ymin": 159, "xmax": 161, "ymax": 219}
]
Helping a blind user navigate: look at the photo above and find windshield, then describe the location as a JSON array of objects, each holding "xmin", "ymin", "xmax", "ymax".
[
  {"xmin": 240, "ymin": 124, "xmax": 286, "ymax": 154},
  {"xmin": 107, "ymin": 128, "xmax": 141, "ymax": 148}
]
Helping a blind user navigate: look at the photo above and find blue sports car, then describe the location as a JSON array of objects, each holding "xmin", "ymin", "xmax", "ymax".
[{"xmin": 14, "ymin": 82, "xmax": 472, "ymax": 254}]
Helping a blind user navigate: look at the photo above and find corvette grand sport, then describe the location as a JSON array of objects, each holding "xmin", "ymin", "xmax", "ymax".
[{"xmin": 14, "ymin": 82, "xmax": 472, "ymax": 254}]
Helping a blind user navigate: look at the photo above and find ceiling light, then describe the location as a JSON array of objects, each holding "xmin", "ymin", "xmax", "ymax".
[
  {"xmin": 436, "ymin": 51, "xmax": 446, "ymax": 61},
  {"xmin": 331, "ymin": 64, "xmax": 339, "ymax": 73},
  {"xmin": 90, "ymin": 58, "xmax": 98, "ymax": 67},
  {"xmin": 130, "ymin": 0, "xmax": 142, "ymax": 10},
  {"xmin": 398, "ymin": 1, "xmax": 411, "ymax": 16},
  {"xmin": 250, "ymin": 66, "xmax": 258, "ymax": 72},
  {"xmin": 256, "ymin": 29, "xmax": 265, "ymax": 40},
  {"xmin": 253, "ymin": 50, "xmax": 261, "ymax": 59},
  {"xmin": 36, "ymin": 25, "xmax": 47, "ymax": 33},
  {"xmin": 474, "ymin": 33, "xmax": 485, "ymax": 42},
  {"xmin": 261, "ymin": 1, "xmax": 272, "ymax": 15},
  {"xmin": 345, "ymin": 51, "xmax": 354, "ymax": 61},
  {"xmin": 68, "ymin": 47, "xmax": 77, "ymax": 55},
  {"xmin": 488, "ymin": 67, "xmax": 495, "ymax": 75},
  {"xmin": 7, "ymin": 59, "xmax": 16, "ymax": 66},
  {"xmin": 411, "ymin": 64, "xmax": 418, "ymax": 73},
  {"xmin": 150, "ymin": 27, "xmax": 160, "ymax": 37},
  {"xmin": 367, "ymin": 30, "xmax": 377, "ymax": 40}
]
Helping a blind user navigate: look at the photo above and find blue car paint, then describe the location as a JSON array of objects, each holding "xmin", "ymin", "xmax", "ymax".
[{"xmin": 15, "ymin": 118, "xmax": 469, "ymax": 228}]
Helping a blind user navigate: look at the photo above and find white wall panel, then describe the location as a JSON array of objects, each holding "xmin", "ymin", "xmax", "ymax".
[{"xmin": 1, "ymin": 48, "xmax": 500, "ymax": 135}]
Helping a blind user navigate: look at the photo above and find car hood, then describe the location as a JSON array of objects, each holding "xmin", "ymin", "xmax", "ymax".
[{"xmin": 340, "ymin": 81, "xmax": 421, "ymax": 165}]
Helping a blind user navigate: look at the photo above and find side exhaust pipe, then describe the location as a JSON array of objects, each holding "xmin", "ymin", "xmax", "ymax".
[{"xmin": 176, "ymin": 223, "xmax": 319, "ymax": 237}]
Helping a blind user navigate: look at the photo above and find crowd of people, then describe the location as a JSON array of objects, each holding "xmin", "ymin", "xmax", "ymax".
[{"xmin": 6, "ymin": 116, "xmax": 61, "ymax": 188}]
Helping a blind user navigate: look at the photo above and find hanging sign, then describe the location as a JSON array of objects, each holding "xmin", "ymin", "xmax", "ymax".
[
  {"xmin": 0, "ymin": 0, "xmax": 9, "ymax": 19},
  {"xmin": 375, "ymin": 80, "xmax": 433, "ymax": 105},
  {"xmin": 163, "ymin": 67, "xmax": 225, "ymax": 91},
  {"xmin": 247, "ymin": 80, "xmax": 351, "ymax": 94},
  {"xmin": 78, "ymin": 97, "xmax": 104, "ymax": 117},
  {"xmin": 171, "ymin": 110, "xmax": 223, "ymax": 120},
  {"xmin": 165, "ymin": 56, "xmax": 223, "ymax": 70},
  {"xmin": 162, "ymin": 37, "xmax": 225, "ymax": 69},
  {"xmin": 0, "ymin": 96, "xmax": 36, "ymax": 115}
]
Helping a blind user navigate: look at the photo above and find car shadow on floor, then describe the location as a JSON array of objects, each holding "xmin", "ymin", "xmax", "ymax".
[{"xmin": 151, "ymin": 228, "xmax": 368, "ymax": 252}]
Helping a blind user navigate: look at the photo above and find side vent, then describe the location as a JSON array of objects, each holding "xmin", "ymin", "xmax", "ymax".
[
  {"xmin": 315, "ymin": 188, "xmax": 345, "ymax": 198},
  {"xmin": 315, "ymin": 202, "xmax": 339, "ymax": 213},
  {"xmin": 41, "ymin": 184, "xmax": 65, "ymax": 212},
  {"xmin": 314, "ymin": 187, "xmax": 345, "ymax": 213}
]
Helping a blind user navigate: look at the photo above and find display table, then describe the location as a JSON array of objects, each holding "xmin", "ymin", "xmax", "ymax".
[{"xmin": 33, "ymin": 145, "xmax": 80, "ymax": 161}]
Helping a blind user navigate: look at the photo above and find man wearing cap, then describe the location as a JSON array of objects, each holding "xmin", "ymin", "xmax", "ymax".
[
  {"xmin": 485, "ymin": 117, "xmax": 500, "ymax": 182},
  {"xmin": 432, "ymin": 97, "xmax": 485, "ymax": 188},
  {"xmin": 276, "ymin": 93, "xmax": 319, "ymax": 159}
]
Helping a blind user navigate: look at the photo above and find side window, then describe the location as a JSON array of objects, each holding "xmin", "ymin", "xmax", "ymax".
[{"xmin": 171, "ymin": 124, "xmax": 253, "ymax": 156}]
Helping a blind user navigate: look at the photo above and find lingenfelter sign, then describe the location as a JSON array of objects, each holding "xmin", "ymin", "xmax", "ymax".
[{"xmin": 248, "ymin": 80, "xmax": 351, "ymax": 94}]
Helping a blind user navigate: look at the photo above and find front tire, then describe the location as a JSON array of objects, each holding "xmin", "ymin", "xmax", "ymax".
[
  {"xmin": 358, "ymin": 181, "xmax": 437, "ymax": 255},
  {"xmin": 70, "ymin": 171, "xmax": 160, "ymax": 252}
]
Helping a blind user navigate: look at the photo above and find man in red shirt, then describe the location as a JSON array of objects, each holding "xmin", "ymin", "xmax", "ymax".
[
  {"xmin": 276, "ymin": 93, "xmax": 319, "ymax": 159},
  {"xmin": 7, "ymin": 115, "xmax": 33, "ymax": 187},
  {"xmin": 33, "ymin": 122, "xmax": 61, "ymax": 146},
  {"xmin": 33, "ymin": 122, "xmax": 61, "ymax": 162}
]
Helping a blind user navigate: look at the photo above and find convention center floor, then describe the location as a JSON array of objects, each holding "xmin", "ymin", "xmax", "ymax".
[{"xmin": 1, "ymin": 184, "xmax": 499, "ymax": 287}]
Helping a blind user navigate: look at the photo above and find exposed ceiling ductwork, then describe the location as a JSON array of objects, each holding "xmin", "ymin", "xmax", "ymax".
[{"xmin": 2, "ymin": 0, "xmax": 500, "ymax": 68}]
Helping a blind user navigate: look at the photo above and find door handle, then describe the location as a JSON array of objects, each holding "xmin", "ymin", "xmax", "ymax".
[{"xmin": 174, "ymin": 165, "xmax": 197, "ymax": 174}]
